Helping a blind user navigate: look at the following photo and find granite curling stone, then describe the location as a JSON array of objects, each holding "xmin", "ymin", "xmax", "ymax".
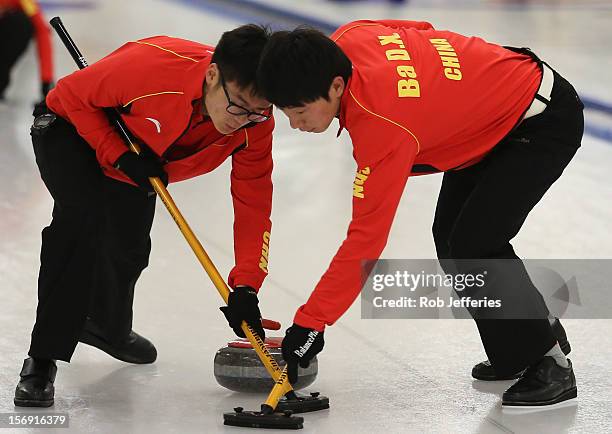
[{"xmin": 214, "ymin": 337, "xmax": 318, "ymax": 393}]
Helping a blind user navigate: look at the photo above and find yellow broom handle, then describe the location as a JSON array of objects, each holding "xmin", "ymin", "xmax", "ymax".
[{"xmin": 263, "ymin": 367, "xmax": 293, "ymax": 409}]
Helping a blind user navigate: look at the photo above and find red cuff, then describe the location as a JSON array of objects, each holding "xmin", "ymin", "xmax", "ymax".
[
  {"xmin": 293, "ymin": 305, "xmax": 326, "ymax": 332},
  {"xmin": 228, "ymin": 271, "xmax": 263, "ymax": 293}
]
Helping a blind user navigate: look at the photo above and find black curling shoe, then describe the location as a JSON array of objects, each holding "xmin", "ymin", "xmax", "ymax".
[
  {"xmin": 79, "ymin": 318, "xmax": 157, "ymax": 364},
  {"xmin": 472, "ymin": 318, "xmax": 571, "ymax": 381},
  {"xmin": 502, "ymin": 357, "xmax": 577, "ymax": 408},
  {"xmin": 14, "ymin": 358, "xmax": 57, "ymax": 407}
]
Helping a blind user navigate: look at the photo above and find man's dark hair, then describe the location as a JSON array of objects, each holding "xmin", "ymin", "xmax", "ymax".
[
  {"xmin": 257, "ymin": 27, "xmax": 352, "ymax": 108},
  {"xmin": 211, "ymin": 24, "xmax": 272, "ymax": 93}
]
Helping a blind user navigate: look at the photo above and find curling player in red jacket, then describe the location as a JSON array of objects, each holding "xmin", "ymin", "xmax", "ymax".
[
  {"xmin": 15, "ymin": 25, "xmax": 275, "ymax": 407},
  {"xmin": 257, "ymin": 20, "xmax": 583, "ymax": 408}
]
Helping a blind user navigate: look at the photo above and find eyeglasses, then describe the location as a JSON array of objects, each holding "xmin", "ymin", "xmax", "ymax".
[{"xmin": 219, "ymin": 73, "xmax": 271, "ymax": 123}]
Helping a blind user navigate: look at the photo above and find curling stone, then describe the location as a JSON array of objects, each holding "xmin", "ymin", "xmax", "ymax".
[{"xmin": 214, "ymin": 337, "xmax": 317, "ymax": 393}]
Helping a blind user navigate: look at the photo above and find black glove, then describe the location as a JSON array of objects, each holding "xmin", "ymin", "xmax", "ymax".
[
  {"xmin": 220, "ymin": 286, "xmax": 265, "ymax": 340},
  {"xmin": 281, "ymin": 324, "xmax": 324, "ymax": 385},
  {"xmin": 114, "ymin": 149, "xmax": 167, "ymax": 193}
]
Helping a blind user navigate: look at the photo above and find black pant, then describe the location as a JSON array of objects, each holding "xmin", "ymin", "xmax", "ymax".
[
  {"xmin": 0, "ymin": 10, "xmax": 33, "ymax": 98},
  {"xmin": 28, "ymin": 115, "xmax": 156, "ymax": 362},
  {"xmin": 432, "ymin": 70, "xmax": 584, "ymax": 376}
]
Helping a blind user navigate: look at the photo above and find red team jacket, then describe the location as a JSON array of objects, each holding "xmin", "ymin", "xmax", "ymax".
[
  {"xmin": 294, "ymin": 20, "xmax": 542, "ymax": 330},
  {"xmin": 46, "ymin": 36, "xmax": 274, "ymax": 291},
  {"xmin": 0, "ymin": 0, "xmax": 53, "ymax": 84}
]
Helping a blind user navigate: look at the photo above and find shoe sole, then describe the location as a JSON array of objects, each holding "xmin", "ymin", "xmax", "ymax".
[
  {"xmin": 472, "ymin": 368, "xmax": 524, "ymax": 381},
  {"xmin": 14, "ymin": 398, "xmax": 54, "ymax": 407},
  {"xmin": 79, "ymin": 331, "xmax": 155, "ymax": 364},
  {"xmin": 502, "ymin": 386, "xmax": 577, "ymax": 408}
]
